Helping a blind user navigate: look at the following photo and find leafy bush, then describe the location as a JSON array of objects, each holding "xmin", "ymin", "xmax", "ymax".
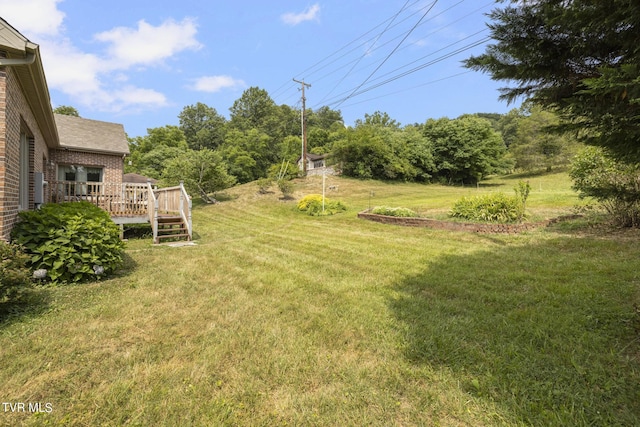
[
  {"xmin": 371, "ymin": 206, "xmax": 419, "ymax": 217},
  {"xmin": 297, "ymin": 194, "xmax": 347, "ymax": 216},
  {"xmin": 277, "ymin": 179, "xmax": 295, "ymax": 199},
  {"xmin": 256, "ymin": 177, "xmax": 273, "ymax": 194},
  {"xmin": 450, "ymin": 193, "xmax": 524, "ymax": 223},
  {"xmin": 570, "ymin": 146, "xmax": 640, "ymax": 227},
  {"xmin": 11, "ymin": 202, "xmax": 125, "ymax": 284},
  {"xmin": 0, "ymin": 241, "xmax": 32, "ymax": 303}
]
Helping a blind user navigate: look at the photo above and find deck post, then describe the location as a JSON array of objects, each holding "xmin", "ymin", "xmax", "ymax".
[
  {"xmin": 179, "ymin": 181, "xmax": 184, "ymax": 216},
  {"xmin": 153, "ymin": 198, "xmax": 159, "ymax": 244}
]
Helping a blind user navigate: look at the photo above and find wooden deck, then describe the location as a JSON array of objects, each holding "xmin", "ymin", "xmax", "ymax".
[{"xmin": 45, "ymin": 181, "xmax": 192, "ymax": 244}]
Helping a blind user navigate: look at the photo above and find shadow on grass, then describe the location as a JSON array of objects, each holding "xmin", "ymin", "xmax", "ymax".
[
  {"xmin": 503, "ymin": 168, "xmax": 569, "ymax": 180},
  {"xmin": 112, "ymin": 252, "xmax": 138, "ymax": 279},
  {"xmin": 390, "ymin": 236, "xmax": 640, "ymax": 425},
  {"xmin": 0, "ymin": 287, "xmax": 51, "ymax": 327},
  {"xmin": 1, "ymin": 252, "xmax": 138, "ymax": 328}
]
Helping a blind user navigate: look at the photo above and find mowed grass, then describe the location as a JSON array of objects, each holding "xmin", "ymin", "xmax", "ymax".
[{"xmin": 1, "ymin": 172, "xmax": 639, "ymax": 426}]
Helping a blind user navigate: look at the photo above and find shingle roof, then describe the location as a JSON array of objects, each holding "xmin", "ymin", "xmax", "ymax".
[
  {"xmin": 123, "ymin": 173, "xmax": 157, "ymax": 184},
  {"xmin": 54, "ymin": 114, "xmax": 129, "ymax": 155}
]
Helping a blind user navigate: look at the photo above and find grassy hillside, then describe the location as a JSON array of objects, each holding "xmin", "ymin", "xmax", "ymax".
[{"xmin": 1, "ymin": 172, "xmax": 638, "ymax": 426}]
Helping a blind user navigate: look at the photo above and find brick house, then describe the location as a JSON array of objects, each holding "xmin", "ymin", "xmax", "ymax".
[{"xmin": 0, "ymin": 18, "xmax": 129, "ymax": 241}]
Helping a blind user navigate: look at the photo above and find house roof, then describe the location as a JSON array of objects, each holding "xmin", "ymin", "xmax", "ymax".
[
  {"xmin": 123, "ymin": 173, "xmax": 157, "ymax": 184},
  {"xmin": 297, "ymin": 152, "xmax": 327, "ymax": 162},
  {"xmin": 0, "ymin": 18, "xmax": 59, "ymax": 148},
  {"xmin": 54, "ymin": 114, "xmax": 130, "ymax": 155}
]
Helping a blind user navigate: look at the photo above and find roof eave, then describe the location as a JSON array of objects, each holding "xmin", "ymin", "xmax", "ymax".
[
  {"xmin": 57, "ymin": 145, "xmax": 130, "ymax": 156},
  {"xmin": 4, "ymin": 45, "xmax": 60, "ymax": 148}
]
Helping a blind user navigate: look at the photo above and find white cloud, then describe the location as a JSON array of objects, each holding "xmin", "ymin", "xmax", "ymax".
[
  {"xmin": 39, "ymin": 39, "xmax": 102, "ymax": 97},
  {"xmin": 112, "ymin": 86, "xmax": 168, "ymax": 109},
  {"xmin": 189, "ymin": 75, "xmax": 246, "ymax": 93},
  {"xmin": 1, "ymin": 0, "xmax": 202, "ymax": 113},
  {"xmin": 94, "ymin": 18, "xmax": 202, "ymax": 69},
  {"xmin": 281, "ymin": 4, "xmax": 320, "ymax": 26},
  {"xmin": 0, "ymin": 0, "xmax": 65, "ymax": 37},
  {"xmin": 37, "ymin": 37, "xmax": 169, "ymax": 112}
]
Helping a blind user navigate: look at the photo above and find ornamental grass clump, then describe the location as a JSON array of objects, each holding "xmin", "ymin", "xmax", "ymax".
[
  {"xmin": 371, "ymin": 206, "xmax": 419, "ymax": 218},
  {"xmin": 11, "ymin": 202, "xmax": 125, "ymax": 284},
  {"xmin": 297, "ymin": 194, "xmax": 347, "ymax": 216},
  {"xmin": 450, "ymin": 193, "xmax": 524, "ymax": 223}
]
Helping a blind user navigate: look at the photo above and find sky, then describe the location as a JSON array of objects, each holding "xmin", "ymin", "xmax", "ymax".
[{"xmin": 0, "ymin": 0, "xmax": 520, "ymax": 138}]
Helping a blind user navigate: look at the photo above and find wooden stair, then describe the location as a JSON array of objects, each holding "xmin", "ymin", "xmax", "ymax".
[{"xmin": 155, "ymin": 215, "xmax": 191, "ymax": 244}]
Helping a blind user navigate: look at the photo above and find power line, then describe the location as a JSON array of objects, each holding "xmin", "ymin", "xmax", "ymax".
[
  {"xmin": 320, "ymin": 32, "xmax": 490, "ymax": 108},
  {"xmin": 338, "ymin": 70, "xmax": 473, "ymax": 109},
  {"xmin": 334, "ymin": 0, "xmax": 439, "ymax": 108},
  {"xmin": 273, "ymin": 0, "xmax": 429, "ymax": 100},
  {"xmin": 309, "ymin": 0, "xmax": 485, "ymax": 101},
  {"xmin": 292, "ymin": 0, "xmax": 425, "ymax": 81},
  {"xmin": 318, "ymin": 0, "xmax": 413, "ymax": 105},
  {"xmin": 273, "ymin": 0, "xmax": 493, "ymax": 115}
]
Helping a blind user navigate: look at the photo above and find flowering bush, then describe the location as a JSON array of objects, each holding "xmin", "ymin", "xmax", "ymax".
[{"xmin": 297, "ymin": 194, "xmax": 347, "ymax": 216}]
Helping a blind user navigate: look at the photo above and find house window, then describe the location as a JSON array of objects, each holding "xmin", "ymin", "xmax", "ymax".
[
  {"xmin": 57, "ymin": 165, "xmax": 103, "ymax": 195},
  {"xmin": 313, "ymin": 160, "xmax": 324, "ymax": 168},
  {"xmin": 18, "ymin": 133, "xmax": 30, "ymax": 210}
]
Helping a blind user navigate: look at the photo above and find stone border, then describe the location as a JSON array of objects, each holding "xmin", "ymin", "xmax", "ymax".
[{"xmin": 357, "ymin": 210, "xmax": 581, "ymax": 234}]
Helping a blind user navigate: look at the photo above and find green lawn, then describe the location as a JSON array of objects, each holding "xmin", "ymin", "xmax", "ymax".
[{"xmin": 1, "ymin": 172, "xmax": 639, "ymax": 426}]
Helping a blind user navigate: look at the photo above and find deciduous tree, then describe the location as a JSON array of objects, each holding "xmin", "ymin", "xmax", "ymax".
[
  {"xmin": 162, "ymin": 149, "xmax": 236, "ymax": 202},
  {"xmin": 53, "ymin": 105, "xmax": 80, "ymax": 117},
  {"xmin": 424, "ymin": 116, "xmax": 508, "ymax": 184},
  {"xmin": 178, "ymin": 102, "xmax": 227, "ymax": 150}
]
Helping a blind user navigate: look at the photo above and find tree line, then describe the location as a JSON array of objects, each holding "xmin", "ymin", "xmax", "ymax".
[
  {"xmin": 123, "ymin": 87, "xmax": 580, "ymax": 197},
  {"xmin": 58, "ymin": 0, "xmax": 640, "ymax": 226}
]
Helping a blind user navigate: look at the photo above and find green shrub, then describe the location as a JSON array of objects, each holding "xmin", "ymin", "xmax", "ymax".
[
  {"xmin": 570, "ymin": 146, "xmax": 640, "ymax": 227},
  {"xmin": 256, "ymin": 177, "xmax": 273, "ymax": 194},
  {"xmin": 371, "ymin": 206, "xmax": 419, "ymax": 217},
  {"xmin": 297, "ymin": 194, "xmax": 323, "ymax": 211},
  {"xmin": 0, "ymin": 241, "xmax": 32, "ymax": 303},
  {"xmin": 11, "ymin": 202, "xmax": 125, "ymax": 284},
  {"xmin": 450, "ymin": 193, "xmax": 524, "ymax": 223},
  {"xmin": 297, "ymin": 194, "xmax": 347, "ymax": 216},
  {"xmin": 277, "ymin": 179, "xmax": 294, "ymax": 199}
]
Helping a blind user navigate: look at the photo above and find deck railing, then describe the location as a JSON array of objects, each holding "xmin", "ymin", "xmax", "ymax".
[
  {"xmin": 45, "ymin": 181, "xmax": 150, "ymax": 216},
  {"xmin": 45, "ymin": 180, "xmax": 192, "ymax": 242}
]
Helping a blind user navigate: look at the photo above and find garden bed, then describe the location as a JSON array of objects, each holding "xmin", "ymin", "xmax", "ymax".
[{"xmin": 358, "ymin": 209, "xmax": 581, "ymax": 234}]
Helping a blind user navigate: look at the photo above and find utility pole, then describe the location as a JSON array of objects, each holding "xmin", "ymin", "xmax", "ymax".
[{"xmin": 293, "ymin": 78, "xmax": 311, "ymax": 175}]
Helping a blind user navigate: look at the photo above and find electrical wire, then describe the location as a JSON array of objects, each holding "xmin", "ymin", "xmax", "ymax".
[
  {"xmin": 272, "ymin": 0, "xmax": 494, "ymax": 115},
  {"xmin": 319, "ymin": 31, "xmax": 490, "ymax": 108},
  {"xmin": 334, "ymin": 0, "xmax": 439, "ymax": 108},
  {"xmin": 338, "ymin": 70, "xmax": 473, "ymax": 109},
  {"xmin": 310, "ymin": 0, "xmax": 487, "ymax": 97},
  {"xmin": 319, "ymin": 0, "xmax": 413, "ymax": 105}
]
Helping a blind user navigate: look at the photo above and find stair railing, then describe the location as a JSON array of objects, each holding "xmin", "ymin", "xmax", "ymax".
[
  {"xmin": 151, "ymin": 182, "xmax": 192, "ymax": 242},
  {"xmin": 147, "ymin": 181, "xmax": 159, "ymax": 243},
  {"xmin": 179, "ymin": 181, "xmax": 193, "ymax": 241}
]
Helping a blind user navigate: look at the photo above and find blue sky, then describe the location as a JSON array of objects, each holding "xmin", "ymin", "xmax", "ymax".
[{"xmin": 1, "ymin": 0, "xmax": 519, "ymax": 138}]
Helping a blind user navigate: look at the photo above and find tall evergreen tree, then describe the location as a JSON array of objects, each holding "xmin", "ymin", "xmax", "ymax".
[{"xmin": 465, "ymin": 0, "xmax": 640, "ymax": 162}]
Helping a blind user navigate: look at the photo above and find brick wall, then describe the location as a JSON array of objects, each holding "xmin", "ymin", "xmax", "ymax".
[
  {"xmin": 49, "ymin": 149, "xmax": 124, "ymax": 184},
  {"xmin": 0, "ymin": 66, "xmax": 48, "ymax": 242}
]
